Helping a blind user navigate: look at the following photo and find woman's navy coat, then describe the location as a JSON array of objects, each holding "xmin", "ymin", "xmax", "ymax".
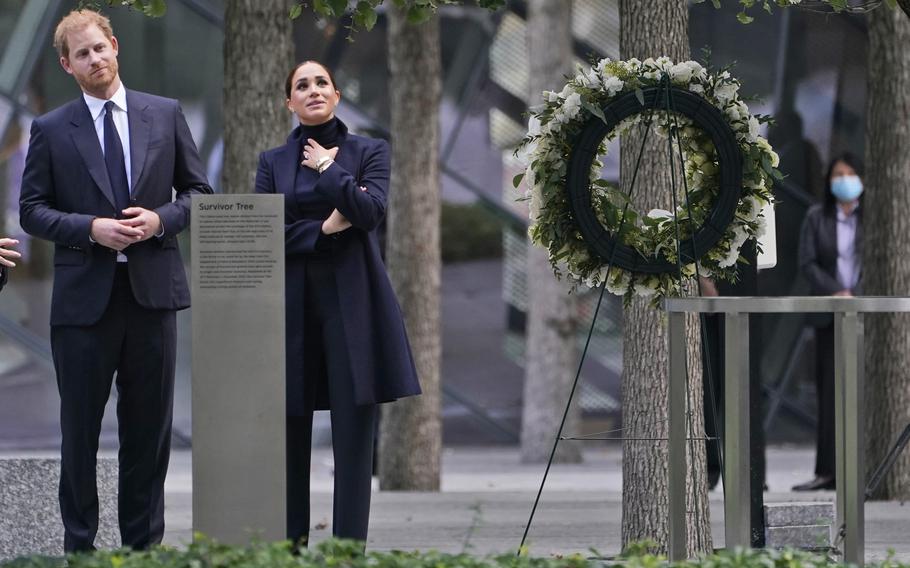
[{"xmin": 255, "ymin": 121, "xmax": 421, "ymax": 414}]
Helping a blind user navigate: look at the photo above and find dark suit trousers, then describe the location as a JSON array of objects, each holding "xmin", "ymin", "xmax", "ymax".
[
  {"xmin": 287, "ymin": 256, "xmax": 376, "ymax": 545},
  {"xmin": 51, "ymin": 265, "xmax": 176, "ymax": 552},
  {"xmin": 815, "ymin": 323, "xmax": 836, "ymax": 478}
]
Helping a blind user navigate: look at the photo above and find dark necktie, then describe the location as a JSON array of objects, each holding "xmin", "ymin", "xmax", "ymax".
[{"xmin": 103, "ymin": 101, "xmax": 130, "ymax": 213}]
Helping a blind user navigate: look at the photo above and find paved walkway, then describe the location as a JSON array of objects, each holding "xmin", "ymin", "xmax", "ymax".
[{"xmin": 137, "ymin": 445, "xmax": 909, "ymax": 561}]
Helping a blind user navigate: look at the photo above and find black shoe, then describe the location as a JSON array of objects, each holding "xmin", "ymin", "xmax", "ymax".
[{"xmin": 792, "ymin": 476, "xmax": 835, "ymax": 491}]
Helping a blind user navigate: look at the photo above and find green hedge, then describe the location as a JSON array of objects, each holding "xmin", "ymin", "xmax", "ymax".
[
  {"xmin": 441, "ymin": 202, "xmax": 504, "ymax": 263},
  {"xmin": 3, "ymin": 538, "xmax": 908, "ymax": 568}
]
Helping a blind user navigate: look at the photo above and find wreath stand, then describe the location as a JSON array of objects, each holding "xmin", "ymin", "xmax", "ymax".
[
  {"xmin": 519, "ymin": 72, "xmax": 910, "ymax": 567},
  {"xmin": 518, "ymin": 71, "xmax": 766, "ymax": 558}
]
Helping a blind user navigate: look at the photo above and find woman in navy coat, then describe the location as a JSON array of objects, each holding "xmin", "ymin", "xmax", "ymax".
[
  {"xmin": 795, "ymin": 152, "xmax": 864, "ymax": 492},
  {"xmin": 255, "ymin": 60, "xmax": 420, "ymax": 546}
]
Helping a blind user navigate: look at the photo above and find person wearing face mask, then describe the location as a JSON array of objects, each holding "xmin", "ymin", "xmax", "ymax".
[
  {"xmin": 794, "ymin": 152, "xmax": 864, "ymax": 491},
  {"xmin": 254, "ymin": 60, "xmax": 421, "ymax": 548}
]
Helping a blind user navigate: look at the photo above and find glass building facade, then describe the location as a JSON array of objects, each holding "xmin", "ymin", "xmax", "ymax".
[{"xmin": 0, "ymin": 0, "xmax": 868, "ymax": 449}]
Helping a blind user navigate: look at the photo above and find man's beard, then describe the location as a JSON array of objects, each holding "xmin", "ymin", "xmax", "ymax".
[{"xmin": 80, "ymin": 61, "xmax": 118, "ymax": 94}]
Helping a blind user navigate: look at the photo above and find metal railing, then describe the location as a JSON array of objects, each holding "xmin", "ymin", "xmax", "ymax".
[{"xmin": 664, "ymin": 296, "xmax": 910, "ymax": 566}]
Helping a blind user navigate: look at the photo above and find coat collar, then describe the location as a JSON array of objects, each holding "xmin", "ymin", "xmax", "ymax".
[{"xmin": 67, "ymin": 90, "xmax": 152, "ymax": 208}]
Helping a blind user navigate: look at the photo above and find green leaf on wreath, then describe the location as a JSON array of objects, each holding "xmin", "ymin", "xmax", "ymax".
[
  {"xmin": 582, "ymin": 101, "xmax": 608, "ymax": 125},
  {"xmin": 512, "ymin": 172, "xmax": 525, "ymax": 188},
  {"xmin": 289, "ymin": 4, "xmax": 303, "ymax": 19},
  {"xmin": 634, "ymin": 88, "xmax": 645, "ymax": 107},
  {"xmin": 736, "ymin": 11, "xmax": 754, "ymax": 24}
]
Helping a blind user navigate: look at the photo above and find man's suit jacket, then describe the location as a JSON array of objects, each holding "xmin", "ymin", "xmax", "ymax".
[
  {"xmin": 0, "ymin": 266, "xmax": 6, "ymax": 292},
  {"xmin": 19, "ymin": 89, "xmax": 212, "ymax": 326},
  {"xmin": 798, "ymin": 202, "xmax": 864, "ymax": 296}
]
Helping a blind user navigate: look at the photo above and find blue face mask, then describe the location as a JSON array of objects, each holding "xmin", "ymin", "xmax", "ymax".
[{"xmin": 830, "ymin": 175, "xmax": 863, "ymax": 202}]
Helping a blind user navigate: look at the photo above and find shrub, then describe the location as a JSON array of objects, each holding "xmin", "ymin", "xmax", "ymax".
[
  {"xmin": 2, "ymin": 539, "xmax": 907, "ymax": 568},
  {"xmin": 441, "ymin": 202, "xmax": 504, "ymax": 263}
]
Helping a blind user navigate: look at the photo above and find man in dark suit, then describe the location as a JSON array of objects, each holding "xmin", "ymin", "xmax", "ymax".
[
  {"xmin": 0, "ymin": 237, "xmax": 20, "ymax": 291},
  {"xmin": 19, "ymin": 9, "xmax": 211, "ymax": 552}
]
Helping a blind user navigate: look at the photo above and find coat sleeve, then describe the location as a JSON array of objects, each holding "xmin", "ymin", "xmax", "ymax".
[
  {"xmin": 798, "ymin": 207, "xmax": 843, "ymax": 295},
  {"xmin": 19, "ymin": 120, "xmax": 95, "ymax": 248},
  {"xmin": 154, "ymin": 103, "xmax": 214, "ymax": 238},
  {"xmin": 0, "ymin": 266, "xmax": 6, "ymax": 292},
  {"xmin": 313, "ymin": 139, "xmax": 388, "ymax": 231},
  {"xmin": 255, "ymin": 152, "xmax": 327, "ymax": 256}
]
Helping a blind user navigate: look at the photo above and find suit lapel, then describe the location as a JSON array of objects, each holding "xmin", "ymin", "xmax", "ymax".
[
  {"xmin": 69, "ymin": 99, "xmax": 117, "ymax": 209},
  {"xmin": 126, "ymin": 90, "xmax": 151, "ymax": 196}
]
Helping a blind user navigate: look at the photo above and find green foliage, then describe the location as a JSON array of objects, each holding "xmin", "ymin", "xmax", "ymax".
[
  {"xmin": 4, "ymin": 539, "xmax": 910, "ymax": 568},
  {"xmin": 78, "ymin": 0, "xmax": 167, "ymax": 17},
  {"xmin": 289, "ymin": 0, "xmax": 507, "ymax": 37},
  {"xmin": 693, "ymin": 0, "xmax": 898, "ymax": 24},
  {"xmin": 441, "ymin": 201, "xmax": 504, "ymax": 262}
]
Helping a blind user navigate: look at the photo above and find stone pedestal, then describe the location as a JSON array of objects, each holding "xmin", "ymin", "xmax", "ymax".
[
  {"xmin": 764, "ymin": 502, "xmax": 834, "ymax": 550},
  {"xmin": 0, "ymin": 458, "xmax": 119, "ymax": 560}
]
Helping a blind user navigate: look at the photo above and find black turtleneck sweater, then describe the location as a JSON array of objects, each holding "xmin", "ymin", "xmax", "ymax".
[
  {"xmin": 292, "ymin": 117, "xmax": 344, "ymax": 221},
  {"xmin": 294, "ymin": 116, "xmax": 344, "ymax": 150}
]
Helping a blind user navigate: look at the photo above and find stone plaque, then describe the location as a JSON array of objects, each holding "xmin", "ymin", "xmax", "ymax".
[{"xmin": 191, "ymin": 194, "xmax": 285, "ymax": 543}]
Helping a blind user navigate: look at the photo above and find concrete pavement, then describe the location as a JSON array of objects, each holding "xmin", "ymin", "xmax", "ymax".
[{"xmin": 144, "ymin": 445, "xmax": 910, "ymax": 561}]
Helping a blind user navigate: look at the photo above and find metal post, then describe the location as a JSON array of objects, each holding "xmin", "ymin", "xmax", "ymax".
[
  {"xmin": 836, "ymin": 312, "xmax": 865, "ymax": 565},
  {"xmin": 834, "ymin": 313, "xmax": 846, "ymax": 536},
  {"xmin": 668, "ymin": 311, "xmax": 688, "ymax": 560},
  {"xmin": 724, "ymin": 312, "xmax": 751, "ymax": 548}
]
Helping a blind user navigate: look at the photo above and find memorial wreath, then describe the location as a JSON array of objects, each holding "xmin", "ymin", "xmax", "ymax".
[{"xmin": 515, "ymin": 57, "xmax": 780, "ymax": 304}]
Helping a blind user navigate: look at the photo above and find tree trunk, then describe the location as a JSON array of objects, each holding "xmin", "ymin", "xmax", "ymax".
[
  {"xmin": 223, "ymin": 0, "xmax": 293, "ymax": 194},
  {"xmin": 619, "ymin": 0, "xmax": 711, "ymax": 555},
  {"xmin": 378, "ymin": 5, "xmax": 442, "ymax": 491},
  {"xmin": 519, "ymin": 0, "xmax": 582, "ymax": 465},
  {"xmin": 863, "ymin": 5, "xmax": 910, "ymax": 500}
]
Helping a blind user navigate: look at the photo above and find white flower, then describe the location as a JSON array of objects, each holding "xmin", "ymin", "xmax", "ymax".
[
  {"xmin": 583, "ymin": 68, "xmax": 601, "ymax": 89},
  {"xmin": 655, "ymin": 56, "xmax": 673, "ymax": 71},
  {"xmin": 633, "ymin": 279, "xmax": 658, "ymax": 298},
  {"xmin": 559, "ymin": 84, "xmax": 574, "ymax": 99},
  {"xmin": 647, "ymin": 208, "xmax": 675, "ymax": 228},
  {"xmin": 754, "ymin": 136, "xmax": 780, "ymax": 168},
  {"xmin": 669, "ymin": 62, "xmax": 696, "ymax": 84},
  {"xmin": 688, "ymin": 83, "xmax": 704, "ymax": 94},
  {"xmin": 544, "ymin": 90, "xmax": 559, "ymax": 103},
  {"xmin": 747, "ymin": 116, "xmax": 760, "ymax": 142},
  {"xmin": 603, "ymin": 75, "xmax": 624, "ymax": 96},
  {"xmin": 605, "ymin": 269, "xmax": 631, "ymax": 295},
  {"xmin": 527, "ymin": 115, "xmax": 541, "ymax": 136},
  {"xmin": 561, "ymin": 92, "xmax": 582, "ymax": 121},
  {"xmin": 718, "ymin": 224, "xmax": 749, "ymax": 268},
  {"xmin": 714, "ymin": 82, "xmax": 739, "ymax": 104},
  {"xmin": 742, "ymin": 195, "xmax": 763, "ymax": 221},
  {"xmin": 528, "ymin": 183, "xmax": 542, "ymax": 222},
  {"xmin": 724, "ymin": 101, "xmax": 749, "ymax": 122}
]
